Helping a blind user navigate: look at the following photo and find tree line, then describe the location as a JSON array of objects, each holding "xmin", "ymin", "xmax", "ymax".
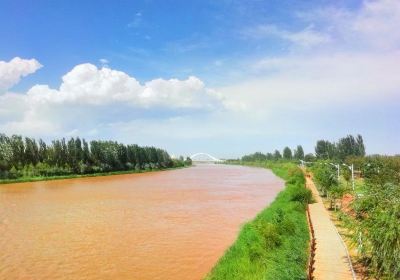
[
  {"xmin": 240, "ymin": 134, "xmax": 365, "ymax": 163},
  {"xmin": 241, "ymin": 145, "xmax": 305, "ymax": 162},
  {"xmin": 0, "ymin": 133, "xmax": 191, "ymax": 180},
  {"xmin": 315, "ymin": 134, "xmax": 365, "ymax": 161}
]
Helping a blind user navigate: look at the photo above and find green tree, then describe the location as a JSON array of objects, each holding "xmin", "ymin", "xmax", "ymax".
[
  {"xmin": 24, "ymin": 137, "xmax": 39, "ymax": 166},
  {"xmin": 304, "ymin": 153, "xmax": 315, "ymax": 162},
  {"xmin": 0, "ymin": 133, "xmax": 176, "ymax": 180},
  {"xmin": 82, "ymin": 139, "xmax": 91, "ymax": 164},
  {"xmin": 315, "ymin": 140, "xmax": 336, "ymax": 160},
  {"xmin": 242, "ymin": 152, "xmax": 267, "ymax": 162},
  {"xmin": 293, "ymin": 145, "xmax": 304, "ymax": 160},
  {"xmin": 10, "ymin": 135, "xmax": 25, "ymax": 167},
  {"xmin": 337, "ymin": 134, "xmax": 366, "ymax": 160},
  {"xmin": 38, "ymin": 139, "xmax": 48, "ymax": 163},
  {"xmin": 283, "ymin": 147, "xmax": 292, "ymax": 160},
  {"xmin": 75, "ymin": 137, "xmax": 83, "ymax": 162},
  {"xmin": 273, "ymin": 150, "xmax": 282, "ymax": 160},
  {"xmin": 0, "ymin": 134, "xmax": 13, "ymax": 175},
  {"xmin": 312, "ymin": 164, "xmax": 338, "ymax": 196}
]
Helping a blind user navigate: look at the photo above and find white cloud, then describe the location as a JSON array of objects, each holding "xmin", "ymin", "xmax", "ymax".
[
  {"xmin": 296, "ymin": 0, "xmax": 400, "ymax": 51},
  {"xmin": 0, "ymin": 63, "xmax": 222, "ymax": 137},
  {"xmin": 223, "ymin": 0, "xmax": 400, "ymax": 117},
  {"xmin": 25, "ymin": 63, "xmax": 219, "ymax": 108},
  {"xmin": 352, "ymin": 0, "xmax": 400, "ymax": 49},
  {"xmin": 243, "ymin": 24, "xmax": 331, "ymax": 47},
  {"xmin": 99, "ymin": 58, "xmax": 109, "ymax": 67},
  {"xmin": 0, "ymin": 57, "xmax": 42, "ymax": 92},
  {"xmin": 220, "ymin": 51, "xmax": 400, "ymax": 117},
  {"xmin": 0, "ymin": 92, "xmax": 29, "ymax": 121}
]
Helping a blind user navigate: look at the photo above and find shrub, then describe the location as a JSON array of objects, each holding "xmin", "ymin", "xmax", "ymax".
[{"xmin": 289, "ymin": 184, "xmax": 313, "ymax": 206}]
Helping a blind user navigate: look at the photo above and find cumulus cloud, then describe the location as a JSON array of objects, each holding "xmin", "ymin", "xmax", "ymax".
[
  {"xmin": 0, "ymin": 63, "xmax": 222, "ymax": 137},
  {"xmin": 26, "ymin": 63, "xmax": 218, "ymax": 108},
  {"xmin": 0, "ymin": 57, "xmax": 42, "ymax": 92}
]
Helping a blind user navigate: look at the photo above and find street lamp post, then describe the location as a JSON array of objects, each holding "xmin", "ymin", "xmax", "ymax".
[
  {"xmin": 302, "ymin": 161, "xmax": 340, "ymax": 180},
  {"xmin": 327, "ymin": 163, "xmax": 340, "ymax": 181}
]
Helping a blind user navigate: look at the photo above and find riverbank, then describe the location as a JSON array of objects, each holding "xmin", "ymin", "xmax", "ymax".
[
  {"xmin": 0, "ymin": 166, "xmax": 189, "ymax": 185},
  {"xmin": 206, "ymin": 162, "xmax": 311, "ymax": 280}
]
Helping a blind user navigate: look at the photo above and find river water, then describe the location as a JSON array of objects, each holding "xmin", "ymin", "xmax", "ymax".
[{"xmin": 0, "ymin": 164, "xmax": 284, "ymax": 280}]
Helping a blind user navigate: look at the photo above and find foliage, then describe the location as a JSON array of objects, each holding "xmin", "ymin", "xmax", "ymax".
[
  {"xmin": 293, "ymin": 145, "xmax": 304, "ymax": 160},
  {"xmin": 311, "ymin": 163, "xmax": 338, "ymax": 196},
  {"xmin": 241, "ymin": 152, "xmax": 267, "ymax": 162},
  {"xmin": 315, "ymin": 134, "xmax": 365, "ymax": 161},
  {"xmin": 304, "ymin": 153, "xmax": 315, "ymax": 162},
  {"xmin": 273, "ymin": 150, "xmax": 282, "ymax": 160},
  {"xmin": 315, "ymin": 140, "xmax": 336, "ymax": 160},
  {"xmin": 330, "ymin": 155, "xmax": 400, "ymax": 279},
  {"xmin": 336, "ymin": 135, "xmax": 365, "ymax": 161},
  {"xmin": 206, "ymin": 162, "xmax": 310, "ymax": 280},
  {"xmin": 239, "ymin": 134, "xmax": 366, "ymax": 165},
  {"xmin": 282, "ymin": 147, "xmax": 292, "ymax": 160},
  {"xmin": 352, "ymin": 181, "xmax": 400, "ymax": 279},
  {"xmin": 361, "ymin": 155, "xmax": 400, "ymax": 185},
  {"xmin": 0, "ymin": 133, "xmax": 187, "ymax": 181}
]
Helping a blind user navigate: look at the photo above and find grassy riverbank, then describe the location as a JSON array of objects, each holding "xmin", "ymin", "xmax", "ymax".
[
  {"xmin": 0, "ymin": 166, "xmax": 188, "ymax": 185},
  {"xmin": 206, "ymin": 162, "xmax": 311, "ymax": 280}
]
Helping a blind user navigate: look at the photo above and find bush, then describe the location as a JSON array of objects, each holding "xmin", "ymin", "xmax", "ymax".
[
  {"xmin": 353, "ymin": 182, "xmax": 400, "ymax": 279},
  {"xmin": 289, "ymin": 185, "xmax": 313, "ymax": 206}
]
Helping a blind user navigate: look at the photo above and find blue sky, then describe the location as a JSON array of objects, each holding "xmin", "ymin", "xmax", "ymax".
[{"xmin": 0, "ymin": 0, "xmax": 399, "ymax": 157}]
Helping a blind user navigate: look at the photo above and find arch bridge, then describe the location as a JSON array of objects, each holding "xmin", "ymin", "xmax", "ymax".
[{"xmin": 190, "ymin": 153, "xmax": 223, "ymax": 163}]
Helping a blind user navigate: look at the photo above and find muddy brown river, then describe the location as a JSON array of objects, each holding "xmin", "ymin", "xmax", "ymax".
[{"xmin": 0, "ymin": 164, "xmax": 284, "ymax": 280}]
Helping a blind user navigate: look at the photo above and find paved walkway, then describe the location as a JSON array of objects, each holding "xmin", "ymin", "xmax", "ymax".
[{"xmin": 306, "ymin": 174, "xmax": 355, "ymax": 280}]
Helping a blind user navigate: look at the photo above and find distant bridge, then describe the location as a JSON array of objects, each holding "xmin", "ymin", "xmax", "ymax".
[{"xmin": 190, "ymin": 153, "xmax": 223, "ymax": 163}]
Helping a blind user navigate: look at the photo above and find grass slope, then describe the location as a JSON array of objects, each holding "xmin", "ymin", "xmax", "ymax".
[{"xmin": 206, "ymin": 162, "xmax": 311, "ymax": 280}]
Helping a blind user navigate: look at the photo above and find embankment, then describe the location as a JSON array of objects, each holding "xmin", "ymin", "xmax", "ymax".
[{"xmin": 206, "ymin": 162, "xmax": 311, "ymax": 280}]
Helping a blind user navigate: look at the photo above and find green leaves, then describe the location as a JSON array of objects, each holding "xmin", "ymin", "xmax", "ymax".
[
  {"xmin": 312, "ymin": 164, "xmax": 338, "ymax": 195},
  {"xmin": 0, "ymin": 133, "xmax": 176, "ymax": 180},
  {"xmin": 353, "ymin": 180, "xmax": 400, "ymax": 279},
  {"xmin": 315, "ymin": 134, "xmax": 366, "ymax": 161}
]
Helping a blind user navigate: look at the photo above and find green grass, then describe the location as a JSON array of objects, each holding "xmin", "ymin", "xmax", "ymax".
[
  {"xmin": 206, "ymin": 161, "xmax": 311, "ymax": 280},
  {"xmin": 0, "ymin": 166, "xmax": 188, "ymax": 185}
]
